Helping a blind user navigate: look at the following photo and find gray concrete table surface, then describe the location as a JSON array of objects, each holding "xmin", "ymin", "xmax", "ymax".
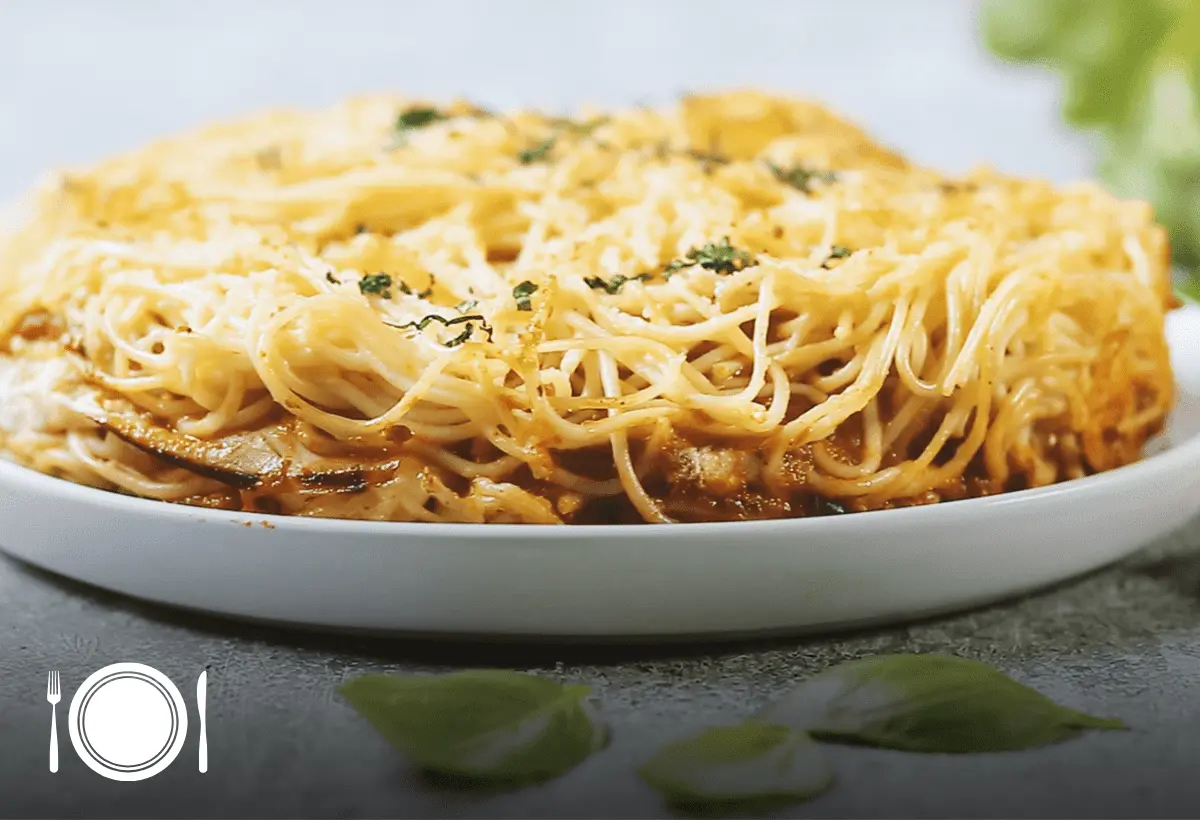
[
  {"xmin": 2, "ymin": 1, "xmax": 1197, "ymax": 817},
  {"xmin": 6, "ymin": 526, "xmax": 1200, "ymax": 819}
]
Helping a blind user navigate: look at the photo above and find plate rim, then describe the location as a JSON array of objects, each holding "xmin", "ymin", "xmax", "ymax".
[{"xmin": 67, "ymin": 662, "xmax": 188, "ymax": 782}]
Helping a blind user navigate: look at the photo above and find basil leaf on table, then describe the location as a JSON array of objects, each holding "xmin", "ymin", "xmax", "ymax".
[
  {"xmin": 757, "ymin": 654, "xmax": 1125, "ymax": 753},
  {"xmin": 638, "ymin": 723, "xmax": 833, "ymax": 814},
  {"xmin": 339, "ymin": 670, "xmax": 609, "ymax": 785}
]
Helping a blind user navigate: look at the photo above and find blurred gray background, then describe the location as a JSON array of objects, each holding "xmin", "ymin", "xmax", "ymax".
[{"xmin": 0, "ymin": 0, "xmax": 1090, "ymax": 203}]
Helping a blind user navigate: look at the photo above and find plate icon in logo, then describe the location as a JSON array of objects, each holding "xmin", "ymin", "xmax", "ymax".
[{"xmin": 67, "ymin": 663, "xmax": 188, "ymax": 781}]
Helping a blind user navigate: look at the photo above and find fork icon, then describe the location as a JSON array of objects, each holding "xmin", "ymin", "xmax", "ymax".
[{"xmin": 46, "ymin": 671, "xmax": 61, "ymax": 773}]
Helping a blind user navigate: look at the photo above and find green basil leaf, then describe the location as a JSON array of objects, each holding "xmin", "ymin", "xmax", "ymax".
[
  {"xmin": 339, "ymin": 670, "xmax": 608, "ymax": 785},
  {"xmin": 1177, "ymin": 274, "xmax": 1200, "ymax": 304},
  {"xmin": 757, "ymin": 654, "xmax": 1126, "ymax": 753},
  {"xmin": 982, "ymin": 0, "xmax": 1200, "ymax": 268},
  {"xmin": 638, "ymin": 723, "xmax": 833, "ymax": 814}
]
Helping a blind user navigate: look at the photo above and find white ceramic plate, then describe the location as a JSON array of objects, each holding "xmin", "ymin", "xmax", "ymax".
[
  {"xmin": 68, "ymin": 662, "xmax": 188, "ymax": 781},
  {"xmin": 3, "ymin": 310, "xmax": 1200, "ymax": 640}
]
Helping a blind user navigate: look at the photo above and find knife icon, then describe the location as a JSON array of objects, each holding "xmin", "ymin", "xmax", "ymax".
[{"xmin": 197, "ymin": 670, "xmax": 208, "ymax": 774}]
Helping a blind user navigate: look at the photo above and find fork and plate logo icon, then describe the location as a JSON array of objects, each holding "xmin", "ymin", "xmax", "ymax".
[{"xmin": 46, "ymin": 664, "xmax": 208, "ymax": 781}]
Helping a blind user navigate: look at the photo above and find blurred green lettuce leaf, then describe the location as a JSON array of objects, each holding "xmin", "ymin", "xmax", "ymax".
[{"xmin": 984, "ymin": 0, "xmax": 1200, "ymax": 280}]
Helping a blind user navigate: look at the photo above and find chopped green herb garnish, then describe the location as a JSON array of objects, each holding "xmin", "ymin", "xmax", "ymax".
[
  {"xmin": 766, "ymin": 161, "xmax": 838, "ymax": 194},
  {"xmin": 359, "ymin": 273, "xmax": 394, "ymax": 299},
  {"xmin": 647, "ymin": 143, "xmax": 734, "ymax": 168},
  {"xmin": 937, "ymin": 181, "xmax": 977, "ymax": 195},
  {"xmin": 385, "ymin": 313, "xmax": 494, "ymax": 344},
  {"xmin": 396, "ymin": 107, "xmax": 446, "ymax": 132},
  {"xmin": 512, "ymin": 280, "xmax": 539, "ymax": 311},
  {"xmin": 397, "ymin": 277, "xmax": 435, "ymax": 299},
  {"xmin": 519, "ymin": 137, "xmax": 556, "ymax": 164},
  {"xmin": 550, "ymin": 116, "xmax": 610, "ymax": 136},
  {"xmin": 664, "ymin": 237, "xmax": 757, "ymax": 276},
  {"xmin": 456, "ymin": 299, "xmax": 479, "ymax": 312},
  {"xmin": 444, "ymin": 323, "xmax": 476, "ymax": 348},
  {"xmin": 325, "ymin": 272, "xmax": 338, "ymax": 285},
  {"xmin": 519, "ymin": 117, "xmax": 608, "ymax": 164},
  {"xmin": 583, "ymin": 273, "xmax": 652, "ymax": 294},
  {"xmin": 821, "ymin": 246, "xmax": 853, "ymax": 269},
  {"xmin": 686, "ymin": 149, "xmax": 732, "ymax": 170}
]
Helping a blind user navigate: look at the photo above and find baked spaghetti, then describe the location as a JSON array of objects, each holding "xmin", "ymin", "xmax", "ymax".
[{"xmin": 0, "ymin": 91, "xmax": 1176, "ymax": 523}]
